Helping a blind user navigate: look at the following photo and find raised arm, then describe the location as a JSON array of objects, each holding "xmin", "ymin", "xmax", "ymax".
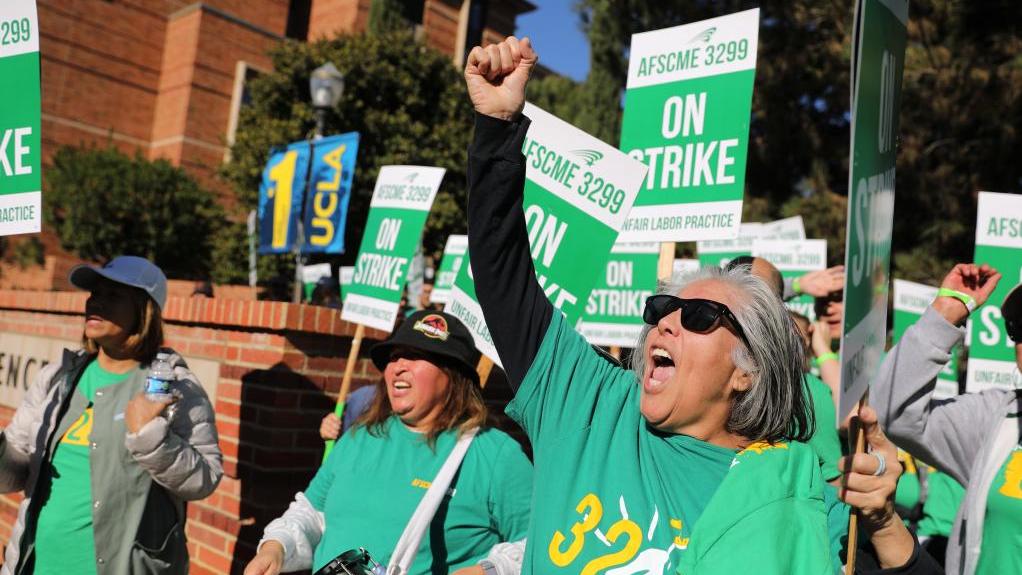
[
  {"xmin": 464, "ymin": 37, "xmax": 553, "ymax": 390},
  {"xmin": 872, "ymin": 263, "xmax": 1004, "ymax": 484}
]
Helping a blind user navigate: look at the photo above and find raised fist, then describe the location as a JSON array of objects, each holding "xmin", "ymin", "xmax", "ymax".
[
  {"xmin": 464, "ymin": 36, "xmax": 537, "ymax": 121},
  {"xmin": 934, "ymin": 263, "xmax": 1002, "ymax": 325}
]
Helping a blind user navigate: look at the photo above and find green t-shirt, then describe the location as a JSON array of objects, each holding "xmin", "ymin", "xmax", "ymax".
[
  {"xmin": 894, "ymin": 450, "xmax": 921, "ymax": 512},
  {"xmin": 306, "ymin": 416, "xmax": 532, "ymax": 574},
  {"xmin": 916, "ymin": 468, "xmax": 965, "ymax": 537},
  {"xmin": 976, "ymin": 444, "xmax": 1022, "ymax": 574},
  {"xmin": 804, "ymin": 373, "xmax": 841, "ymax": 481},
  {"xmin": 34, "ymin": 361, "xmax": 135, "ymax": 575},
  {"xmin": 507, "ymin": 312, "xmax": 736, "ymax": 574},
  {"xmin": 893, "ymin": 451, "xmax": 965, "ymax": 538}
]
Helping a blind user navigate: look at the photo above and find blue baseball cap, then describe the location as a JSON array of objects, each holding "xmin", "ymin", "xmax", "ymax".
[{"xmin": 69, "ymin": 256, "xmax": 168, "ymax": 310}]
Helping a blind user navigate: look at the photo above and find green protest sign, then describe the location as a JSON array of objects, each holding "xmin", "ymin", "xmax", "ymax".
[
  {"xmin": 619, "ymin": 9, "xmax": 759, "ymax": 241},
  {"xmin": 449, "ymin": 103, "xmax": 648, "ymax": 364},
  {"xmin": 893, "ymin": 279, "xmax": 959, "ymax": 399},
  {"xmin": 301, "ymin": 262, "xmax": 332, "ymax": 300},
  {"xmin": 0, "ymin": 0, "xmax": 41, "ymax": 235},
  {"xmin": 430, "ymin": 234, "xmax": 467, "ymax": 305},
  {"xmin": 341, "ymin": 166, "xmax": 445, "ymax": 332},
  {"xmin": 696, "ymin": 216, "xmax": 805, "ymax": 267},
  {"xmin": 967, "ymin": 191, "xmax": 1022, "ymax": 392},
  {"xmin": 839, "ymin": 0, "xmax": 908, "ymax": 418},
  {"xmin": 752, "ymin": 238, "xmax": 826, "ymax": 320},
  {"xmin": 579, "ymin": 242, "xmax": 659, "ymax": 347}
]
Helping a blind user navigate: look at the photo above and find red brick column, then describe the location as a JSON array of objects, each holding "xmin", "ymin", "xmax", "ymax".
[{"xmin": 0, "ymin": 291, "xmax": 387, "ymax": 574}]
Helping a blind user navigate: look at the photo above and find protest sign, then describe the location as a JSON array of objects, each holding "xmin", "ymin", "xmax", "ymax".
[
  {"xmin": 448, "ymin": 103, "xmax": 648, "ymax": 364},
  {"xmin": 0, "ymin": 0, "xmax": 41, "ymax": 236},
  {"xmin": 838, "ymin": 0, "xmax": 908, "ymax": 419},
  {"xmin": 893, "ymin": 279, "xmax": 959, "ymax": 399},
  {"xmin": 339, "ymin": 265, "xmax": 354, "ymax": 301},
  {"xmin": 431, "ymin": 235, "xmax": 467, "ymax": 305},
  {"xmin": 258, "ymin": 133, "xmax": 359, "ymax": 254},
  {"xmin": 301, "ymin": 262, "xmax": 332, "ymax": 300},
  {"xmin": 341, "ymin": 166, "xmax": 445, "ymax": 332},
  {"xmin": 696, "ymin": 217, "xmax": 804, "ymax": 267},
  {"xmin": 619, "ymin": 9, "xmax": 759, "ymax": 242},
  {"xmin": 752, "ymin": 238, "xmax": 826, "ymax": 320},
  {"xmin": 967, "ymin": 191, "xmax": 1022, "ymax": 392},
  {"xmin": 579, "ymin": 242, "xmax": 660, "ymax": 347}
]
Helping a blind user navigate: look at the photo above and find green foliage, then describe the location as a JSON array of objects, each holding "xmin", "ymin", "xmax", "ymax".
[
  {"xmin": 13, "ymin": 237, "xmax": 45, "ymax": 269},
  {"xmin": 221, "ymin": 31, "xmax": 473, "ymax": 283},
  {"xmin": 44, "ymin": 146, "xmax": 222, "ymax": 279},
  {"xmin": 368, "ymin": 0, "xmax": 409, "ymax": 36},
  {"xmin": 572, "ymin": 0, "xmax": 1022, "ymax": 283},
  {"xmin": 528, "ymin": 75, "xmax": 585, "ymax": 121}
]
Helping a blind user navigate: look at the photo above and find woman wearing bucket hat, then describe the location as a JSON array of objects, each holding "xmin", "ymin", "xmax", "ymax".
[
  {"xmin": 245, "ymin": 310, "xmax": 532, "ymax": 575},
  {"xmin": 874, "ymin": 263, "xmax": 1022, "ymax": 574},
  {"xmin": 0, "ymin": 255, "xmax": 222, "ymax": 574}
]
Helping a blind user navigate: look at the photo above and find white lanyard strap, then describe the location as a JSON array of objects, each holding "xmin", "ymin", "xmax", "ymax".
[{"xmin": 387, "ymin": 427, "xmax": 479, "ymax": 575}]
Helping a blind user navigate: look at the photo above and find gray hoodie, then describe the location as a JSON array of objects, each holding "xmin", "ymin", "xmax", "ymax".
[{"xmin": 872, "ymin": 306, "xmax": 1021, "ymax": 575}]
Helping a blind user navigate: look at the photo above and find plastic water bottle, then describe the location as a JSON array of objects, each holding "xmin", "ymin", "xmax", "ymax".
[{"xmin": 145, "ymin": 353, "xmax": 175, "ymax": 401}]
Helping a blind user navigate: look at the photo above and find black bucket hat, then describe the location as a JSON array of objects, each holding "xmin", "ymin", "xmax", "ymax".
[
  {"xmin": 370, "ymin": 310, "xmax": 482, "ymax": 384},
  {"xmin": 1003, "ymin": 283, "xmax": 1022, "ymax": 343}
]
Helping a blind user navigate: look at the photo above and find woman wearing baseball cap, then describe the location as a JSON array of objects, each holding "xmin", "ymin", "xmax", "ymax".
[
  {"xmin": 0, "ymin": 256, "xmax": 222, "ymax": 574},
  {"xmin": 874, "ymin": 263, "xmax": 1022, "ymax": 574},
  {"xmin": 246, "ymin": 310, "xmax": 532, "ymax": 575}
]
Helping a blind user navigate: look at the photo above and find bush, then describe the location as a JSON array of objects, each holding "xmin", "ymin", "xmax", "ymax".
[
  {"xmin": 221, "ymin": 30, "xmax": 474, "ymax": 279},
  {"xmin": 44, "ymin": 146, "xmax": 223, "ymax": 279}
]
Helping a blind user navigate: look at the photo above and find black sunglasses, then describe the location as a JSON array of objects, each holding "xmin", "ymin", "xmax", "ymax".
[{"xmin": 643, "ymin": 295, "xmax": 752, "ymax": 349}]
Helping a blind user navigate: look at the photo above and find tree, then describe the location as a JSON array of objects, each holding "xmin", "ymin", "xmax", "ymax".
[
  {"xmin": 44, "ymin": 146, "xmax": 222, "ymax": 279},
  {"xmin": 220, "ymin": 30, "xmax": 474, "ymax": 286},
  {"xmin": 528, "ymin": 75, "xmax": 585, "ymax": 121}
]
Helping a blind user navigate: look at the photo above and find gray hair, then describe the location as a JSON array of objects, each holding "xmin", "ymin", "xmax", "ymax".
[{"xmin": 631, "ymin": 264, "xmax": 814, "ymax": 443}]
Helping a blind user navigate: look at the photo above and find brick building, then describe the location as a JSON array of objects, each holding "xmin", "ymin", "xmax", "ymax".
[{"xmin": 39, "ymin": 0, "xmax": 536, "ymax": 199}]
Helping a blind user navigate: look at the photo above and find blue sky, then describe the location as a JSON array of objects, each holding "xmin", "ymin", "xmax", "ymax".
[{"xmin": 515, "ymin": 0, "xmax": 591, "ymax": 82}]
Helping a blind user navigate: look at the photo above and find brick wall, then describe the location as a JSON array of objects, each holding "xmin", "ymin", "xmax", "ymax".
[{"xmin": 0, "ymin": 291, "xmax": 390, "ymax": 574}]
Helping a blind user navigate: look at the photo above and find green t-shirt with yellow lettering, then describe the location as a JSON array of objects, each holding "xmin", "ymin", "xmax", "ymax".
[
  {"xmin": 306, "ymin": 416, "xmax": 532, "ymax": 574},
  {"xmin": 507, "ymin": 312, "xmax": 737, "ymax": 574},
  {"xmin": 34, "ymin": 361, "xmax": 135, "ymax": 575},
  {"xmin": 976, "ymin": 444, "xmax": 1022, "ymax": 574}
]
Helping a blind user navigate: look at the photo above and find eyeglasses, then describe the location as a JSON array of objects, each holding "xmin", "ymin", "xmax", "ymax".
[{"xmin": 643, "ymin": 295, "xmax": 752, "ymax": 349}]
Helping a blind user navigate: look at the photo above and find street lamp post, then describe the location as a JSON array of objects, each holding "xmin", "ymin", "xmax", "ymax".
[{"xmin": 293, "ymin": 63, "xmax": 345, "ymax": 303}]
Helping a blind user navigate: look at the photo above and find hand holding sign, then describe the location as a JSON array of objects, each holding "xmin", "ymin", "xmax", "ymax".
[
  {"xmin": 465, "ymin": 36, "xmax": 537, "ymax": 121},
  {"xmin": 839, "ymin": 406, "xmax": 915, "ymax": 570},
  {"xmin": 934, "ymin": 263, "xmax": 1002, "ymax": 326}
]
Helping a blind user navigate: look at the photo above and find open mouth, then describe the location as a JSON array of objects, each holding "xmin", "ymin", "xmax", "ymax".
[
  {"xmin": 393, "ymin": 381, "xmax": 412, "ymax": 390},
  {"xmin": 648, "ymin": 347, "xmax": 676, "ymax": 389}
]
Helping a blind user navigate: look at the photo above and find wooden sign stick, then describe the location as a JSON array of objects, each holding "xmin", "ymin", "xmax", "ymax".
[
  {"xmin": 323, "ymin": 322, "xmax": 366, "ymax": 461},
  {"xmin": 658, "ymin": 242, "xmax": 676, "ymax": 282},
  {"xmin": 843, "ymin": 392, "xmax": 869, "ymax": 573}
]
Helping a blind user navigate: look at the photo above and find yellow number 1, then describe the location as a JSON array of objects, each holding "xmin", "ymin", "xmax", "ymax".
[{"xmin": 267, "ymin": 150, "xmax": 298, "ymax": 249}]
